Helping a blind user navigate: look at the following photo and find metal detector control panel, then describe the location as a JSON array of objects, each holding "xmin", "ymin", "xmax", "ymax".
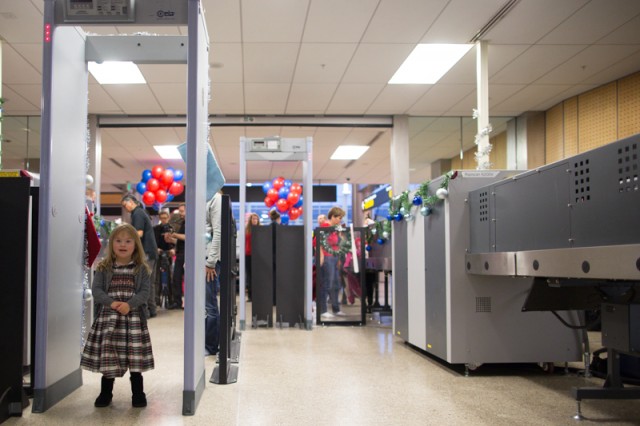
[{"xmin": 64, "ymin": 0, "xmax": 135, "ymax": 23}]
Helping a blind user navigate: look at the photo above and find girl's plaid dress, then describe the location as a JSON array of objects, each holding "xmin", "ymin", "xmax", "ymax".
[{"xmin": 81, "ymin": 262, "xmax": 154, "ymax": 378}]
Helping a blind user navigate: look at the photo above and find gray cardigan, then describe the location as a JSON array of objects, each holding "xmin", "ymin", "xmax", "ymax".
[{"xmin": 92, "ymin": 264, "xmax": 151, "ymax": 321}]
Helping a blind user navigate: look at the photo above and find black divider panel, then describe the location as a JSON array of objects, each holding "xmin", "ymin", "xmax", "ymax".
[
  {"xmin": 275, "ymin": 226, "xmax": 304, "ymax": 326},
  {"xmin": 251, "ymin": 225, "xmax": 274, "ymax": 326},
  {"xmin": 0, "ymin": 177, "xmax": 31, "ymax": 421}
]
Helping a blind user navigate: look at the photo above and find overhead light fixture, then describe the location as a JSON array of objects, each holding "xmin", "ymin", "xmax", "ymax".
[
  {"xmin": 154, "ymin": 145, "xmax": 182, "ymax": 160},
  {"xmin": 88, "ymin": 61, "xmax": 146, "ymax": 85},
  {"xmin": 389, "ymin": 44, "xmax": 473, "ymax": 84},
  {"xmin": 330, "ymin": 145, "xmax": 369, "ymax": 160}
]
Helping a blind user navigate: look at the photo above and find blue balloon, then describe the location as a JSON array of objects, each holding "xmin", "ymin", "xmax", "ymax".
[
  {"xmin": 283, "ymin": 179, "xmax": 292, "ymax": 188},
  {"xmin": 166, "ymin": 167, "xmax": 175, "ymax": 173},
  {"xmin": 262, "ymin": 181, "xmax": 272, "ymax": 194},
  {"xmin": 173, "ymin": 169, "xmax": 184, "ymax": 182},
  {"xmin": 280, "ymin": 213, "xmax": 290, "ymax": 225},
  {"xmin": 136, "ymin": 181, "xmax": 147, "ymax": 195},
  {"xmin": 294, "ymin": 195, "xmax": 303, "ymax": 208},
  {"xmin": 166, "ymin": 194, "xmax": 174, "ymax": 202},
  {"xmin": 141, "ymin": 169, "xmax": 152, "ymax": 183},
  {"xmin": 153, "ymin": 201, "xmax": 162, "ymax": 211},
  {"xmin": 278, "ymin": 186, "xmax": 290, "ymax": 199}
]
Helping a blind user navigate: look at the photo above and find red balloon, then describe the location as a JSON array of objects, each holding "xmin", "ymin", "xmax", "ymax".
[
  {"xmin": 276, "ymin": 198, "xmax": 289, "ymax": 212},
  {"xmin": 287, "ymin": 191, "xmax": 300, "ymax": 205},
  {"xmin": 151, "ymin": 165, "xmax": 164, "ymax": 179},
  {"xmin": 289, "ymin": 207, "xmax": 301, "ymax": 220},
  {"xmin": 156, "ymin": 189, "xmax": 168, "ymax": 203},
  {"xmin": 146, "ymin": 178, "xmax": 160, "ymax": 192},
  {"xmin": 272, "ymin": 177, "xmax": 285, "ymax": 190},
  {"xmin": 161, "ymin": 169, "xmax": 174, "ymax": 186},
  {"xmin": 142, "ymin": 191, "xmax": 155, "ymax": 205},
  {"xmin": 264, "ymin": 196, "xmax": 275, "ymax": 208},
  {"xmin": 267, "ymin": 188, "xmax": 279, "ymax": 202},
  {"xmin": 169, "ymin": 181, "xmax": 184, "ymax": 195},
  {"xmin": 289, "ymin": 183, "xmax": 302, "ymax": 194}
]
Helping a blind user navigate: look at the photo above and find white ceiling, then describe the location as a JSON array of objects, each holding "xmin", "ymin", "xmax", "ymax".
[{"xmin": 1, "ymin": 0, "xmax": 640, "ymax": 191}]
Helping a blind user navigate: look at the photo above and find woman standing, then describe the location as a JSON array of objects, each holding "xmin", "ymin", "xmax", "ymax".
[{"xmin": 245, "ymin": 213, "xmax": 260, "ymax": 301}]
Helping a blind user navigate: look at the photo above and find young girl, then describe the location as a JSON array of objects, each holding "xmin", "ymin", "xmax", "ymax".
[{"xmin": 81, "ymin": 223, "xmax": 155, "ymax": 408}]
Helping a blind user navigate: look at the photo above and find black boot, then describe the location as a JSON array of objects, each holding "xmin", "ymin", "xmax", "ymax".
[
  {"xmin": 94, "ymin": 376, "xmax": 114, "ymax": 407},
  {"xmin": 130, "ymin": 372, "xmax": 147, "ymax": 407}
]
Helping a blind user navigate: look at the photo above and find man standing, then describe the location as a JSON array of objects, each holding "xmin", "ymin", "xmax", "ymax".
[
  {"xmin": 167, "ymin": 204, "xmax": 186, "ymax": 310},
  {"xmin": 153, "ymin": 209, "xmax": 175, "ymax": 309},
  {"xmin": 121, "ymin": 194, "xmax": 158, "ymax": 317},
  {"xmin": 204, "ymin": 191, "xmax": 221, "ymax": 356}
]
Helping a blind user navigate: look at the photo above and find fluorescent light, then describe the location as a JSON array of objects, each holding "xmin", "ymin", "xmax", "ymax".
[
  {"xmin": 330, "ymin": 145, "xmax": 369, "ymax": 160},
  {"xmin": 389, "ymin": 44, "xmax": 473, "ymax": 84},
  {"xmin": 88, "ymin": 61, "xmax": 146, "ymax": 84},
  {"xmin": 154, "ymin": 145, "xmax": 182, "ymax": 160}
]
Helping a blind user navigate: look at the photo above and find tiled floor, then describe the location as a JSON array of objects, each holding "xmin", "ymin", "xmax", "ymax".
[{"xmin": 8, "ymin": 306, "xmax": 640, "ymax": 426}]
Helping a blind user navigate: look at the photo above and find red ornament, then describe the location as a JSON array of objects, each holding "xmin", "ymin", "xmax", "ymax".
[
  {"xmin": 289, "ymin": 183, "xmax": 302, "ymax": 194},
  {"xmin": 276, "ymin": 198, "xmax": 289, "ymax": 212},
  {"xmin": 146, "ymin": 178, "xmax": 160, "ymax": 192},
  {"xmin": 142, "ymin": 191, "xmax": 156, "ymax": 205},
  {"xmin": 151, "ymin": 165, "xmax": 164, "ymax": 179},
  {"xmin": 161, "ymin": 169, "xmax": 174, "ymax": 186},
  {"xmin": 267, "ymin": 188, "xmax": 279, "ymax": 202},
  {"xmin": 155, "ymin": 189, "xmax": 168, "ymax": 203},
  {"xmin": 286, "ymin": 191, "xmax": 300, "ymax": 205},
  {"xmin": 169, "ymin": 181, "xmax": 184, "ymax": 195}
]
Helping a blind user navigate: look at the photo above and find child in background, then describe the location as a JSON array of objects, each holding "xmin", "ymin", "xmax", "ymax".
[{"xmin": 81, "ymin": 223, "xmax": 155, "ymax": 408}]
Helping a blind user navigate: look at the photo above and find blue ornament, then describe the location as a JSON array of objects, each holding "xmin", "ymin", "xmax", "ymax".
[
  {"xmin": 136, "ymin": 181, "xmax": 147, "ymax": 195},
  {"xmin": 413, "ymin": 195, "xmax": 422, "ymax": 206},
  {"xmin": 262, "ymin": 181, "xmax": 272, "ymax": 194},
  {"xmin": 365, "ymin": 245, "xmax": 372, "ymax": 251},
  {"xmin": 395, "ymin": 213, "xmax": 403, "ymax": 222},
  {"xmin": 420, "ymin": 206, "xmax": 432, "ymax": 217},
  {"xmin": 387, "ymin": 214, "xmax": 393, "ymax": 221},
  {"xmin": 100, "ymin": 219, "xmax": 105, "ymax": 226},
  {"xmin": 141, "ymin": 169, "xmax": 152, "ymax": 183},
  {"xmin": 377, "ymin": 238, "xmax": 385, "ymax": 245}
]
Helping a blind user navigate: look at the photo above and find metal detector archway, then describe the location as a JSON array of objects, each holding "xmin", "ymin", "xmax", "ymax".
[
  {"xmin": 36, "ymin": 0, "xmax": 210, "ymax": 415},
  {"xmin": 238, "ymin": 137, "xmax": 314, "ymax": 330}
]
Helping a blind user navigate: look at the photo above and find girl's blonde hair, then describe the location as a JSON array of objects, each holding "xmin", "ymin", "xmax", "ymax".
[
  {"xmin": 97, "ymin": 223, "xmax": 150, "ymax": 274},
  {"xmin": 245, "ymin": 213, "xmax": 260, "ymax": 235}
]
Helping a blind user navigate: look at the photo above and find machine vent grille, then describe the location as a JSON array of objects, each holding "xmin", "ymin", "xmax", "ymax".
[
  {"xmin": 617, "ymin": 142, "xmax": 639, "ymax": 193},
  {"xmin": 476, "ymin": 296, "xmax": 491, "ymax": 313},
  {"xmin": 479, "ymin": 191, "xmax": 489, "ymax": 222},
  {"xmin": 573, "ymin": 158, "xmax": 591, "ymax": 203}
]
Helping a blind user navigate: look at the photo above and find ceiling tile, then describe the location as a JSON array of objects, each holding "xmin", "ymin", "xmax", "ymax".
[
  {"xmin": 241, "ymin": 0, "xmax": 308, "ymax": 43},
  {"xmin": 243, "ymin": 43, "xmax": 299, "ymax": 83},
  {"xmin": 362, "ymin": 0, "xmax": 447, "ymax": 43},
  {"xmin": 286, "ymin": 83, "xmax": 337, "ymax": 114},
  {"xmin": 303, "ymin": 0, "xmax": 377, "ymax": 43},
  {"xmin": 341, "ymin": 44, "xmax": 415, "ymax": 84},
  {"xmin": 293, "ymin": 43, "xmax": 358, "ymax": 83}
]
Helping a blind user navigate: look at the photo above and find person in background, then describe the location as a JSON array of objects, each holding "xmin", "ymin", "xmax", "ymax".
[
  {"xmin": 205, "ymin": 191, "xmax": 222, "ymax": 356},
  {"xmin": 121, "ymin": 194, "xmax": 158, "ymax": 318},
  {"xmin": 166, "ymin": 204, "xmax": 186, "ymax": 310},
  {"xmin": 317, "ymin": 214, "xmax": 327, "ymax": 227},
  {"xmin": 81, "ymin": 223, "xmax": 154, "ymax": 408},
  {"xmin": 153, "ymin": 209, "xmax": 175, "ymax": 309},
  {"xmin": 319, "ymin": 206, "xmax": 346, "ymax": 319},
  {"xmin": 269, "ymin": 209, "xmax": 281, "ymax": 224},
  {"xmin": 245, "ymin": 213, "xmax": 260, "ymax": 302}
]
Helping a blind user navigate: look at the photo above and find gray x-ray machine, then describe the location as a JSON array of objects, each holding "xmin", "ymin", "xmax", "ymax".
[
  {"xmin": 36, "ymin": 0, "xmax": 210, "ymax": 416},
  {"xmin": 238, "ymin": 137, "xmax": 314, "ymax": 330}
]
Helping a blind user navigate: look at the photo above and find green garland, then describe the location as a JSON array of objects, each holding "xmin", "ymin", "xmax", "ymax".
[
  {"xmin": 318, "ymin": 228, "xmax": 352, "ymax": 258},
  {"xmin": 365, "ymin": 170, "xmax": 458, "ymax": 247},
  {"xmin": 93, "ymin": 215, "xmax": 117, "ymax": 239}
]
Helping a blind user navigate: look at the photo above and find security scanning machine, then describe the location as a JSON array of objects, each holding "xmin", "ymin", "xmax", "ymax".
[
  {"xmin": 36, "ymin": 0, "xmax": 210, "ymax": 416},
  {"xmin": 393, "ymin": 170, "xmax": 583, "ymax": 374},
  {"xmin": 238, "ymin": 137, "xmax": 314, "ymax": 330},
  {"xmin": 465, "ymin": 135, "xmax": 640, "ymax": 419}
]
